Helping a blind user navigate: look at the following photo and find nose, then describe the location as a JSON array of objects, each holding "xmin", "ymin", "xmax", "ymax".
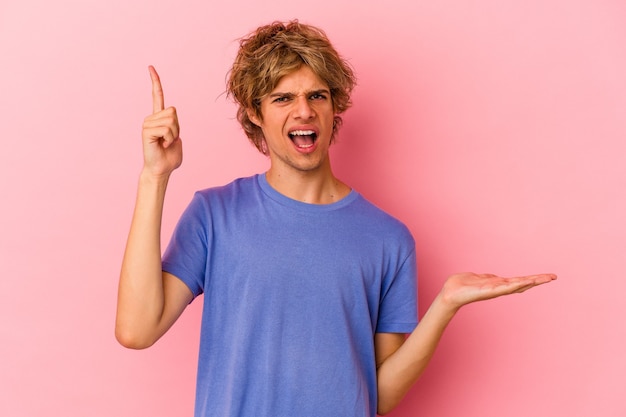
[{"xmin": 293, "ymin": 96, "xmax": 315, "ymax": 120}]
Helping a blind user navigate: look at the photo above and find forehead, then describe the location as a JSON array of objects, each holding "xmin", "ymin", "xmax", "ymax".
[{"xmin": 271, "ymin": 65, "xmax": 329, "ymax": 92}]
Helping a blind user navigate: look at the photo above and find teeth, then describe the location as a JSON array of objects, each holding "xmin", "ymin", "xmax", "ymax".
[{"xmin": 289, "ymin": 130, "xmax": 315, "ymax": 136}]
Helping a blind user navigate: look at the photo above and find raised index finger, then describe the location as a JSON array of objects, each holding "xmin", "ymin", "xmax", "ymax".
[{"xmin": 148, "ymin": 65, "xmax": 164, "ymax": 114}]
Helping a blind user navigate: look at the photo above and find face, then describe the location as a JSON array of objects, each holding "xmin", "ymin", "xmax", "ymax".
[{"xmin": 248, "ymin": 65, "xmax": 336, "ymax": 176}]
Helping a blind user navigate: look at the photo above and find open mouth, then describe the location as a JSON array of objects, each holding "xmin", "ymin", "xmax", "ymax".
[{"xmin": 288, "ymin": 129, "xmax": 318, "ymax": 149}]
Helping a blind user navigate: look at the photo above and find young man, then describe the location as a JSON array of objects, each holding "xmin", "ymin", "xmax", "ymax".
[{"xmin": 116, "ymin": 21, "xmax": 556, "ymax": 417}]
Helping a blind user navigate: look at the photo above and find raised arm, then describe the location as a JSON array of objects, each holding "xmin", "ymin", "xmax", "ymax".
[
  {"xmin": 115, "ymin": 66, "xmax": 192, "ymax": 349},
  {"xmin": 375, "ymin": 272, "xmax": 557, "ymax": 415}
]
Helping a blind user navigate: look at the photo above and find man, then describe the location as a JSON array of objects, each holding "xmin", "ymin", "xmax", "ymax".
[{"xmin": 116, "ymin": 21, "xmax": 555, "ymax": 417}]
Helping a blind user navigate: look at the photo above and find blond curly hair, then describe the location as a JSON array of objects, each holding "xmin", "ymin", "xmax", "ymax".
[{"xmin": 227, "ymin": 20, "xmax": 357, "ymax": 154}]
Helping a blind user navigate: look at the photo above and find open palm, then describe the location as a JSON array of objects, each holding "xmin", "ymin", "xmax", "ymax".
[{"xmin": 441, "ymin": 272, "xmax": 557, "ymax": 310}]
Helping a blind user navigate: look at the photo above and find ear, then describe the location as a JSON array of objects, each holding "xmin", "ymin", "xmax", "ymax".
[{"xmin": 247, "ymin": 108, "xmax": 262, "ymax": 127}]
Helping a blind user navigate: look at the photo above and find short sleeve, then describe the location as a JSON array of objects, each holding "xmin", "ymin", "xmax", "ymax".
[
  {"xmin": 162, "ymin": 192, "xmax": 210, "ymax": 299},
  {"xmin": 375, "ymin": 246, "xmax": 418, "ymax": 334}
]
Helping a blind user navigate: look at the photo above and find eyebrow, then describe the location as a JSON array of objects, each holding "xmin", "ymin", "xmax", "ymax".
[{"xmin": 268, "ymin": 89, "xmax": 331, "ymax": 98}]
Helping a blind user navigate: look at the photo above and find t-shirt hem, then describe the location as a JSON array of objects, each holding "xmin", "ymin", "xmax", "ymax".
[
  {"xmin": 376, "ymin": 322, "xmax": 418, "ymax": 334},
  {"xmin": 162, "ymin": 262, "xmax": 203, "ymax": 299}
]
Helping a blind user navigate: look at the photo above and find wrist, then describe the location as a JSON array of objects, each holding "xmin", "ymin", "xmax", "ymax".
[
  {"xmin": 139, "ymin": 168, "xmax": 171, "ymax": 187},
  {"xmin": 432, "ymin": 291, "xmax": 462, "ymax": 319}
]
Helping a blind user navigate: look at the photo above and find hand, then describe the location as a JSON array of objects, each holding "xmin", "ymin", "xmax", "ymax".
[
  {"xmin": 439, "ymin": 272, "xmax": 557, "ymax": 312},
  {"xmin": 140, "ymin": 66, "xmax": 182, "ymax": 178}
]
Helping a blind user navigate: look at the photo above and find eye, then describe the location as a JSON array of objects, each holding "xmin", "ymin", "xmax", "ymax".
[
  {"xmin": 310, "ymin": 93, "xmax": 327, "ymax": 101},
  {"xmin": 272, "ymin": 96, "xmax": 291, "ymax": 103}
]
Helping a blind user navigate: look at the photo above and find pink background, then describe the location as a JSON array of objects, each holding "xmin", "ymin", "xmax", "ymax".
[{"xmin": 1, "ymin": 0, "xmax": 625, "ymax": 415}]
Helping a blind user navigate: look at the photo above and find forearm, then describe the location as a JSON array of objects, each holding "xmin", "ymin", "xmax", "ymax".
[
  {"xmin": 376, "ymin": 293, "xmax": 458, "ymax": 415},
  {"xmin": 115, "ymin": 170, "xmax": 171, "ymax": 348}
]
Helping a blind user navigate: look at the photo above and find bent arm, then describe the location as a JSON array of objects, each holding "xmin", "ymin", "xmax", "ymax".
[
  {"xmin": 375, "ymin": 272, "xmax": 557, "ymax": 415},
  {"xmin": 115, "ymin": 172, "xmax": 192, "ymax": 349}
]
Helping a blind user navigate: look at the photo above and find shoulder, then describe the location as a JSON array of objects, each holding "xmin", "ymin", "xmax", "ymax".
[
  {"xmin": 195, "ymin": 175, "xmax": 258, "ymax": 199},
  {"xmin": 340, "ymin": 194, "xmax": 415, "ymax": 249},
  {"xmin": 353, "ymin": 194, "xmax": 412, "ymax": 233},
  {"xmin": 175, "ymin": 175, "xmax": 260, "ymax": 220},
  {"xmin": 188, "ymin": 175, "xmax": 263, "ymax": 209}
]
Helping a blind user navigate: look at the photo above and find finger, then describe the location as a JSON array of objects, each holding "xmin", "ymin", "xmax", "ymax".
[
  {"xmin": 515, "ymin": 273, "xmax": 557, "ymax": 284},
  {"xmin": 145, "ymin": 126, "xmax": 178, "ymax": 146},
  {"xmin": 144, "ymin": 105, "xmax": 177, "ymax": 121},
  {"xmin": 143, "ymin": 107, "xmax": 180, "ymax": 136},
  {"xmin": 505, "ymin": 274, "xmax": 556, "ymax": 293},
  {"xmin": 143, "ymin": 119, "xmax": 180, "ymax": 140},
  {"xmin": 514, "ymin": 284, "xmax": 538, "ymax": 293},
  {"xmin": 149, "ymin": 65, "xmax": 165, "ymax": 114},
  {"xmin": 165, "ymin": 136, "xmax": 182, "ymax": 150}
]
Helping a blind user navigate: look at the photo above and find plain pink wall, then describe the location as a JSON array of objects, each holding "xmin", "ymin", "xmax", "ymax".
[{"xmin": 1, "ymin": 0, "xmax": 625, "ymax": 416}]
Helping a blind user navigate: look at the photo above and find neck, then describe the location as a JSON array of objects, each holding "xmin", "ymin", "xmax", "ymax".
[{"xmin": 265, "ymin": 166, "xmax": 351, "ymax": 205}]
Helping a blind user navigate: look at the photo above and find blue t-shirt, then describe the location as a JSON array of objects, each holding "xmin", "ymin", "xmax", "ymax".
[{"xmin": 162, "ymin": 174, "xmax": 417, "ymax": 417}]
